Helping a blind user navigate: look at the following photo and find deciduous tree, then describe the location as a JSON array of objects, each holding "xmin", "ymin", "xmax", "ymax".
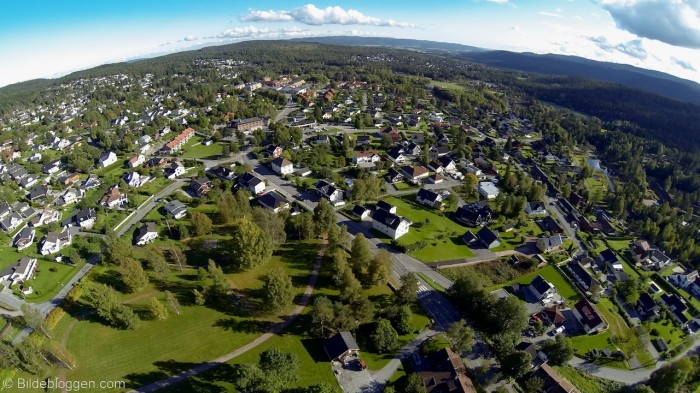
[
  {"xmin": 230, "ymin": 218, "xmax": 273, "ymax": 269},
  {"xmin": 371, "ymin": 319, "xmax": 400, "ymax": 354},
  {"xmin": 262, "ymin": 266, "xmax": 294, "ymax": 313}
]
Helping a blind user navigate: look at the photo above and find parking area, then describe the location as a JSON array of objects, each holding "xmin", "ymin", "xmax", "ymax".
[{"xmin": 332, "ymin": 355, "xmax": 378, "ymax": 393}]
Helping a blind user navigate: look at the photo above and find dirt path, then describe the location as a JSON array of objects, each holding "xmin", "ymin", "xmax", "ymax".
[{"xmin": 127, "ymin": 241, "xmax": 328, "ymax": 393}]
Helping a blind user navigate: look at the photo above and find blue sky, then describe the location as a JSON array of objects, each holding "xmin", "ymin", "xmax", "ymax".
[{"xmin": 1, "ymin": 1, "xmax": 698, "ymax": 87}]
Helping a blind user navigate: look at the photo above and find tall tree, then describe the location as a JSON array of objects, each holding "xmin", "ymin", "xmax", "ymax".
[
  {"xmin": 500, "ymin": 351, "xmax": 532, "ymax": 379},
  {"xmin": 396, "ymin": 273, "xmax": 419, "ymax": 305},
  {"xmin": 541, "ymin": 334, "xmax": 574, "ymax": 366},
  {"xmin": 350, "ymin": 233, "xmax": 372, "ymax": 277},
  {"xmin": 252, "ymin": 207, "xmax": 287, "ymax": 247},
  {"xmin": 144, "ymin": 245, "xmax": 169, "ymax": 281},
  {"xmin": 230, "ymin": 218, "xmax": 273, "ymax": 270},
  {"xmin": 649, "ymin": 358, "xmax": 693, "ymax": 393},
  {"xmin": 262, "ymin": 266, "xmax": 295, "ymax": 313},
  {"xmin": 312, "ymin": 296, "xmax": 335, "ymax": 337},
  {"xmin": 313, "ymin": 198, "xmax": 336, "ymax": 237},
  {"xmin": 190, "ymin": 211, "xmax": 213, "ymax": 236},
  {"xmin": 371, "ymin": 319, "xmax": 400, "ymax": 354},
  {"xmin": 104, "ymin": 230, "xmax": 132, "ymax": 265},
  {"xmin": 447, "ymin": 320, "xmax": 475, "ymax": 354},
  {"xmin": 259, "ymin": 349, "xmax": 300, "ymax": 390},
  {"xmin": 120, "ymin": 258, "xmax": 149, "ymax": 293},
  {"xmin": 207, "ymin": 260, "xmax": 230, "ymax": 298},
  {"xmin": 163, "ymin": 290, "xmax": 181, "ymax": 315},
  {"xmin": 149, "ymin": 298, "xmax": 169, "ymax": 320},
  {"xmin": 367, "ymin": 249, "xmax": 391, "ymax": 285},
  {"xmin": 21, "ymin": 304, "xmax": 51, "ymax": 338}
]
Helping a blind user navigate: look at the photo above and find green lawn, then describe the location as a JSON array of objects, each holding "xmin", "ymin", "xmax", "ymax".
[
  {"xmin": 648, "ymin": 318, "xmax": 686, "ymax": 350},
  {"xmin": 553, "ymin": 365, "xmax": 625, "ymax": 393},
  {"xmin": 428, "ymin": 79, "xmax": 464, "ymax": 91},
  {"xmin": 494, "ymin": 265, "xmax": 580, "ymax": 301},
  {"xmin": 491, "ymin": 230, "xmax": 525, "ymax": 252},
  {"xmin": 379, "ymin": 196, "xmax": 474, "ymax": 262},
  {"xmin": 393, "ymin": 181, "xmax": 417, "ymax": 191},
  {"xmin": 181, "ymin": 141, "xmax": 223, "ymax": 159},
  {"xmin": 22, "ymin": 259, "xmax": 86, "ymax": 303}
]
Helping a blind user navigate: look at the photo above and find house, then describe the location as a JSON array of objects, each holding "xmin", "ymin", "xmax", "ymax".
[
  {"xmin": 653, "ymin": 338, "xmax": 668, "ymax": 353},
  {"xmin": 478, "ymin": 182, "xmax": 500, "ymax": 199},
  {"xmin": 454, "ymin": 203, "xmax": 492, "ymax": 227},
  {"xmin": 1, "ymin": 211, "xmax": 23, "ymax": 232},
  {"xmin": 100, "ymin": 186, "xmax": 128, "ymax": 208},
  {"xmin": 13, "ymin": 226, "xmax": 35, "ymax": 251},
  {"xmin": 0, "ymin": 257, "xmax": 37, "ymax": 285},
  {"xmin": 207, "ymin": 165, "xmax": 236, "ymax": 180},
  {"xmin": 385, "ymin": 168, "xmax": 403, "ymax": 183},
  {"xmin": 387, "ymin": 149, "xmax": 406, "ymax": 164},
  {"xmin": 637, "ymin": 292, "xmax": 659, "ymax": 319},
  {"xmin": 323, "ymin": 331, "xmax": 360, "ymax": 361},
  {"xmin": 401, "ymin": 165, "xmax": 430, "ymax": 181},
  {"xmin": 134, "ymin": 222, "xmax": 158, "ymax": 246},
  {"xmin": 539, "ymin": 306, "xmax": 567, "ymax": 326},
  {"xmin": 271, "ymin": 157, "xmax": 294, "ymax": 175},
  {"xmin": 190, "ymin": 176, "xmax": 213, "ymax": 196},
  {"xmin": 123, "ymin": 172, "xmax": 144, "ymax": 188},
  {"xmin": 98, "ymin": 151, "xmax": 117, "ymax": 167},
  {"xmin": 127, "ymin": 154, "xmax": 145, "ymax": 168},
  {"xmin": 30, "ymin": 207, "xmax": 60, "ymax": 227},
  {"xmin": 356, "ymin": 135, "xmax": 371, "ymax": 146},
  {"xmin": 528, "ymin": 275, "xmax": 557, "ymax": 301},
  {"xmin": 41, "ymin": 160, "xmax": 62, "ymax": 175},
  {"xmin": 161, "ymin": 127, "xmax": 194, "ymax": 153},
  {"xmin": 427, "ymin": 173, "xmax": 444, "ymax": 184},
  {"xmin": 405, "ymin": 142, "xmax": 421, "ymax": 156},
  {"xmin": 19, "ymin": 175, "xmax": 38, "ymax": 189},
  {"xmin": 539, "ymin": 216, "xmax": 565, "ymax": 234},
  {"xmin": 236, "ymin": 173, "xmax": 266, "ymax": 195},
  {"xmin": 566, "ymin": 260, "xmax": 602, "ymax": 294},
  {"xmin": 419, "ymin": 347, "xmax": 477, "ymax": 393},
  {"xmin": 163, "ymin": 200, "xmax": 187, "ymax": 219},
  {"xmin": 430, "ymin": 146, "xmax": 450, "ymax": 159},
  {"xmin": 514, "ymin": 341, "xmax": 546, "ymax": 369},
  {"xmin": 660, "ymin": 293, "xmax": 689, "ymax": 324},
  {"xmin": 145, "ymin": 157, "xmax": 168, "ymax": 169},
  {"xmin": 476, "ymin": 226, "xmax": 501, "ymax": 249},
  {"xmin": 265, "ymin": 145, "xmax": 283, "ymax": 158},
  {"xmin": 40, "ymin": 228, "xmax": 72, "ymax": 255},
  {"xmin": 61, "ymin": 208, "xmax": 97, "ymax": 229},
  {"xmin": 537, "ymin": 234, "xmax": 564, "ymax": 253},
  {"xmin": 164, "ymin": 161, "xmax": 185, "ymax": 179},
  {"xmin": 55, "ymin": 188, "xmax": 83, "ymax": 206},
  {"xmin": 353, "ymin": 151, "xmax": 381, "ymax": 165},
  {"xmin": 257, "ymin": 192, "xmax": 290, "ymax": 213},
  {"xmin": 427, "ymin": 161, "xmax": 444, "ymax": 174},
  {"xmin": 631, "ymin": 240, "xmax": 672, "ymax": 270},
  {"xmin": 80, "ymin": 174, "xmax": 101, "ymax": 190},
  {"xmin": 352, "ymin": 205, "xmax": 371, "ymax": 220},
  {"xmin": 27, "ymin": 185, "xmax": 48, "ymax": 202},
  {"xmin": 231, "ymin": 117, "xmax": 264, "ymax": 134},
  {"xmin": 316, "ymin": 180, "xmax": 344, "ymax": 205},
  {"xmin": 416, "ymin": 188, "xmax": 443, "ymax": 209},
  {"xmin": 372, "ymin": 208, "xmax": 411, "ymax": 240},
  {"xmin": 573, "ymin": 298, "xmax": 607, "ymax": 333},
  {"xmin": 525, "ymin": 201, "xmax": 547, "ymax": 216},
  {"xmin": 532, "ymin": 364, "xmax": 577, "ymax": 393},
  {"xmin": 370, "ymin": 202, "xmax": 396, "ymax": 216},
  {"xmin": 438, "ymin": 156, "xmax": 456, "ymax": 172}
]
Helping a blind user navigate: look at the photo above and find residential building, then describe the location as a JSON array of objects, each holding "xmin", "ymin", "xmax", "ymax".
[
  {"xmin": 207, "ymin": 165, "xmax": 236, "ymax": 180},
  {"xmin": 271, "ymin": 157, "xmax": 294, "ymax": 175},
  {"xmin": 163, "ymin": 200, "xmax": 187, "ymax": 219},
  {"xmin": 323, "ymin": 331, "xmax": 360, "ymax": 361},
  {"xmin": 573, "ymin": 298, "xmax": 607, "ymax": 333},
  {"xmin": 401, "ymin": 165, "xmax": 430, "ymax": 181},
  {"xmin": 385, "ymin": 168, "xmax": 403, "ymax": 183},
  {"xmin": 416, "ymin": 188, "xmax": 443, "ymax": 209},
  {"xmin": 660, "ymin": 293, "xmax": 689, "ymax": 325},
  {"xmin": 454, "ymin": 203, "xmax": 492, "ymax": 227},
  {"xmin": 539, "ymin": 306, "xmax": 567, "ymax": 326},
  {"xmin": 376, "ymin": 201, "xmax": 397, "ymax": 214},
  {"xmin": 30, "ymin": 207, "xmax": 60, "ymax": 227},
  {"xmin": 0, "ymin": 257, "xmax": 37, "ymax": 285},
  {"xmin": 265, "ymin": 145, "xmax": 283, "ymax": 158},
  {"xmin": 40, "ymin": 228, "xmax": 72, "ymax": 255},
  {"xmin": 528, "ymin": 275, "xmax": 557, "ymax": 301},
  {"xmin": 27, "ymin": 185, "xmax": 48, "ymax": 202},
  {"xmin": 41, "ymin": 160, "xmax": 62, "ymax": 175},
  {"xmin": 372, "ymin": 208, "xmax": 411, "ymax": 240},
  {"xmin": 419, "ymin": 347, "xmax": 477, "ymax": 393},
  {"xmin": 536, "ymin": 234, "xmax": 564, "ymax": 253},
  {"xmin": 128, "ymin": 154, "xmax": 145, "ymax": 168},
  {"xmin": 80, "ymin": 174, "xmax": 101, "ymax": 190},
  {"xmin": 164, "ymin": 161, "xmax": 185, "ymax": 179},
  {"xmin": 236, "ymin": 172, "xmax": 265, "ymax": 195},
  {"xmin": 55, "ymin": 188, "xmax": 83, "ymax": 206},
  {"xmin": 351, "ymin": 205, "xmax": 371, "ymax": 220},
  {"xmin": 257, "ymin": 192, "xmax": 290, "ymax": 213},
  {"xmin": 316, "ymin": 180, "xmax": 344, "ymax": 205},
  {"xmin": 190, "ymin": 176, "xmax": 213, "ymax": 196},
  {"xmin": 134, "ymin": 222, "xmax": 158, "ymax": 246},
  {"xmin": 98, "ymin": 151, "xmax": 117, "ymax": 167},
  {"xmin": 61, "ymin": 208, "xmax": 97, "ymax": 229},
  {"xmin": 566, "ymin": 260, "xmax": 602, "ymax": 294},
  {"xmin": 478, "ymin": 181, "xmax": 499, "ymax": 199},
  {"xmin": 13, "ymin": 226, "xmax": 35, "ymax": 251},
  {"xmin": 637, "ymin": 292, "xmax": 659, "ymax": 320},
  {"xmin": 353, "ymin": 151, "xmax": 381, "ymax": 165},
  {"xmin": 525, "ymin": 201, "xmax": 547, "ymax": 216},
  {"xmin": 231, "ymin": 117, "xmax": 264, "ymax": 134},
  {"xmin": 532, "ymin": 364, "xmax": 577, "ymax": 393},
  {"xmin": 161, "ymin": 127, "xmax": 194, "ymax": 153},
  {"xmin": 100, "ymin": 186, "xmax": 128, "ymax": 208}
]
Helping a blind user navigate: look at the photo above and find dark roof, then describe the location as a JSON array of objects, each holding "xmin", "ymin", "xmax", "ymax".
[
  {"xmin": 660, "ymin": 293, "xmax": 688, "ymax": 313},
  {"xmin": 637, "ymin": 292, "xmax": 656, "ymax": 312},
  {"xmin": 597, "ymin": 248, "xmax": 619, "ymax": 264},
  {"xmin": 257, "ymin": 192, "xmax": 289, "ymax": 210},
  {"xmin": 352, "ymin": 205, "xmax": 369, "ymax": 217},
  {"xmin": 271, "ymin": 157, "xmax": 292, "ymax": 167},
  {"xmin": 377, "ymin": 200, "xmax": 396, "ymax": 212},
  {"xmin": 530, "ymin": 275, "xmax": 553, "ymax": 297},
  {"xmin": 27, "ymin": 185, "xmax": 48, "ymax": 200},
  {"xmin": 417, "ymin": 188, "xmax": 441, "ymax": 203},
  {"xmin": 135, "ymin": 222, "xmax": 157, "ymax": 241},
  {"xmin": 323, "ymin": 331, "xmax": 359, "ymax": 360},
  {"xmin": 373, "ymin": 208, "xmax": 405, "ymax": 230},
  {"xmin": 574, "ymin": 299, "xmax": 604, "ymax": 330},
  {"xmin": 164, "ymin": 200, "xmax": 187, "ymax": 216},
  {"xmin": 515, "ymin": 341, "xmax": 538, "ymax": 361},
  {"xmin": 438, "ymin": 155, "xmax": 454, "ymax": 167},
  {"xmin": 477, "ymin": 226, "xmax": 500, "ymax": 246},
  {"xmin": 532, "ymin": 364, "xmax": 577, "ymax": 393}
]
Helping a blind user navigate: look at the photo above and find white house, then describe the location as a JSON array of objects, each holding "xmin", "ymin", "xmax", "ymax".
[
  {"xmin": 40, "ymin": 228, "xmax": 72, "ymax": 255},
  {"xmin": 271, "ymin": 157, "xmax": 294, "ymax": 175},
  {"xmin": 478, "ymin": 182, "xmax": 500, "ymax": 199},
  {"xmin": 353, "ymin": 151, "xmax": 381, "ymax": 165},
  {"xmin": 164, "ymin": 200, "xmax": 187, "ymax": 219},
  {"xmin": 13, "ymin": 226, "xmax": 35, "ymax": 251},
  {"xmin": 316, "ymin": 180, "xmax": 344, "ymax": 205},
  {"xmin": 127, "ymin": 154, "xmax": 145, "ymax": 168},
  {"xmin": 416, "ymin": 188, "xmax": 443, "ymax": 209},
  {"xmin": 99, "ymin": 151, "xmax": 118, "ymax": 167},
  {"xmin": 0, "ymin": 257, "xmax": 37, "ymax": 285},
  {"xmin": 124, "ymin": 172, "xmax": 143, "ymax": 188},
  {"xmin": 56, "ymin": 188, "xmax": 83, "ymax": 206},
  {"xmin": 135, "ymin": 222, "xmax": 158, "ymax": 245},
  {"xmin": 100, "ymin": 186, "xmax": 128, "ymax": 208},
  {"xmin": 525, "ymin": 201, "xmax": 547, "ymax": 216},
  {"xmin": 165, "ymin": 162, "xmax": 185, "ymax": 179},
  {"xmin": 372, "ymin": 208, "xmax": 411, "ymax": 239}
]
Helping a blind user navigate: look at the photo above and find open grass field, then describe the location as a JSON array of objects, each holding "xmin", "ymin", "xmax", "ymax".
[
  {"xmin": 648, "ymin": 318, "xmax": 686, "ymax": 350},
  {"xmin": 181, "ymin": 141, "xmax": 223, "ymax": 159},
  {"xmin": 428, "ymin": 79, "xmax": 464, "ymax": 91},
  {"xmin": 491, "ymin": 230, "xmax": 525, "ymax": 252},
  {"xmin": 553, "ymin": 365, "xmax": 625, "ymax": 393},
  {"xmin": 60, "ymin": 240, "xmax": 323, "ymax": 391},
  {"xmin": 379, "ymin": 195, "xmax": 474, "ymax": 262}
]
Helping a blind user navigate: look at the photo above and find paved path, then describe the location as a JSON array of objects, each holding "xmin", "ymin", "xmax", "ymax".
[
  {"xmin": 369, "ymin": 329, "xmax": 437, "ymax": 385},
  {"xmin": 129, "ymin": 242, "xmax": 327, "ymax": 393}
]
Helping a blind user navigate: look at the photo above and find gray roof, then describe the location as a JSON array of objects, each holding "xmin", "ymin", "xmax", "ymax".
[{"xmin": 324, "ymin": 331, "xmax": 359, "ymax": 360}]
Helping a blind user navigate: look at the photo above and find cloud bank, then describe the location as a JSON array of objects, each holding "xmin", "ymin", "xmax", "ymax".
[
  {"xmin": 601, "ymin": 0, "xmax": 700, "ymax": 48},
  {"xmin": 241, "ymin": 4, "xmax": 414, "ymax": 27}
]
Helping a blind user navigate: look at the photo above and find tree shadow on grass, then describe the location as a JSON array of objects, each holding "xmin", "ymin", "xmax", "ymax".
[
  {"xmin": 124, "ymin": 359, "xmax": 233, "ymax": 392},
  {"xmin": 301, "ymin": 337, "xmax": 328, "ymax": 363},
  {"xmin": 213, "ymin": 317, "xmax": 269, "ymax": 334},
  {"xmin": 90, "ymin": 268, "xmax": 128, "ymax": 294}
]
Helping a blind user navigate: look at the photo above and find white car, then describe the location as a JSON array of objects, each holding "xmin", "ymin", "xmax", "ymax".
[{"xmin": 554, "ymin": 326, "xmax": 566, "ymax": 335}]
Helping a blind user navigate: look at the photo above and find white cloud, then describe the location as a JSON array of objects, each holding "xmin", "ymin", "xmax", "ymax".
[
  {"xmin": 601, "ymin": 0, "xmax": 700, "ymax": 48},
  {"xmin": 486, "ymin": 0, "xmax": 509, "ymax": 4},
  {"xmin": 539, "ymin": 11, "xmax": 562, "ymax": 17},
  {"xmin": 241, "ymin": 4, "xmax": 414, "ymax": 27},
  {"xmin": 588, "ymin": 36, "xmax": 648, "ymax": 60},
  {"xmin": 673, "ymin": 57, "xmax": 697, "ymax": 71}
]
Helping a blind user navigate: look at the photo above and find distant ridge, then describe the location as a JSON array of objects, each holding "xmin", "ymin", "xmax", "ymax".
[
  {"xmin": 462, "ymin": 51, "xmax": 700, "ymax": 106},
  {"xmin": 292, "ymin": 36, "xmax": 485, "ymax": 53}
]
